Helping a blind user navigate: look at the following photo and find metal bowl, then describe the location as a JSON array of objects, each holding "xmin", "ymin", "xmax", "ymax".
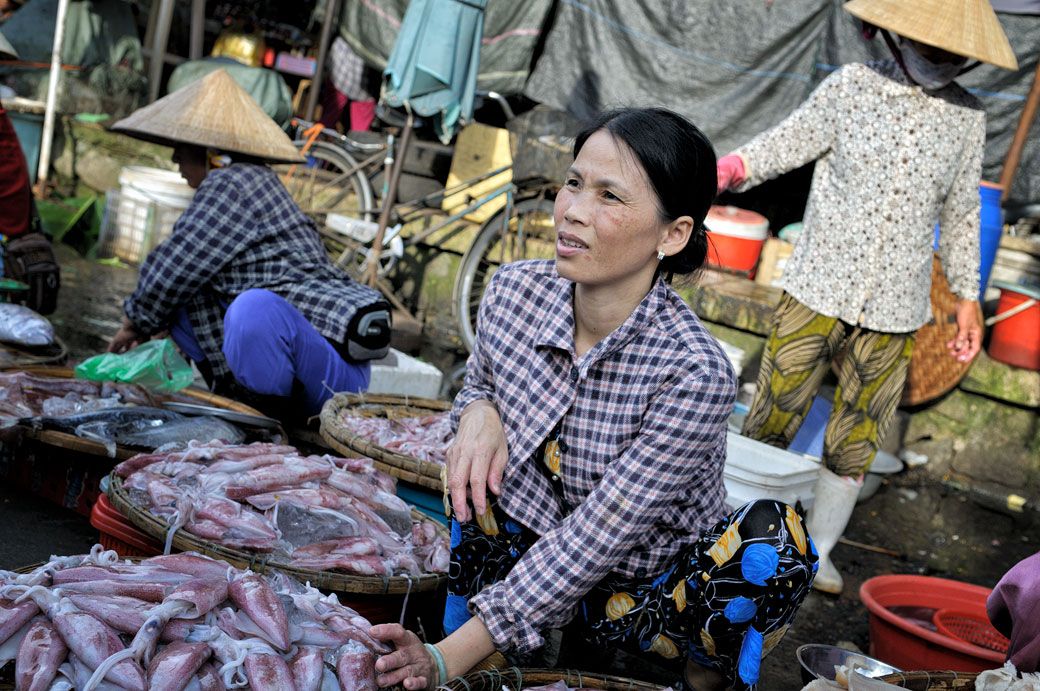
[{"xmin": 796, "ymin": 644, "xmax": 901, "ymax": 686}]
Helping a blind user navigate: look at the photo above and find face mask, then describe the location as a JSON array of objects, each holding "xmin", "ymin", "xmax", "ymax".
[{"xmin": 898, "ymin": 40, "xmax": 966, "ymax": 90}]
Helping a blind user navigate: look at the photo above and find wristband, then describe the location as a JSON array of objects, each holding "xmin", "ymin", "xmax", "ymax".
[{"xmin": 424, "ymin": 643, "xmax": 448, "ymax": 686}]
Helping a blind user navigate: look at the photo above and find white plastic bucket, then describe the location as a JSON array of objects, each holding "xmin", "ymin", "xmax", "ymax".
[{"xmin": 102, "ymin": 167, "xmax": 195, "ymax": 263}]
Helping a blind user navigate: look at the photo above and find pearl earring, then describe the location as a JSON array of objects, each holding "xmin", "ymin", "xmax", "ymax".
[{"xmin": 657, "ymin": 250, "xmax": 665, "ymax": 261}]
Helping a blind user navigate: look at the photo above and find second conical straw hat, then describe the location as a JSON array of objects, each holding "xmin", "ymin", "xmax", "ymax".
[
  {"xmin": 0, "ymin": 31, "xmax": 17, "ymax": 61},
  {"xmin": 844, "ymin": 0, "xmax": 1018, "ymax": 71},
  {"xmin": 112, "ymin": 68, "xmax": 305, "ymax": 163}
]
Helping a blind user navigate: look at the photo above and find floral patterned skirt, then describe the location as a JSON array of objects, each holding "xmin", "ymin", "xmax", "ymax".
[{"xmin": 445, "ymin": 498, "xmax": 818, "ymax": 690}]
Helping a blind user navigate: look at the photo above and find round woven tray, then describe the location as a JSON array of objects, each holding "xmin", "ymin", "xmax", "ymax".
[
  {"xmin": 439, "ymin": 667, "xmax": 666, "ymax": 691},
  {"xmin": 6, "ymin": 366, "xmax": 282, "ymax": 460},
  {"xmin": 901, "ymin": 253, "xmax": 984, "ymax": 406},
  {"xmin": 319, "ymin": 392, "xmax": 451, "ymax": 491},
  {"xmin": 106, "ymin": 472, "xmax": 449, "ymax": 596},
  {"xmin": 876, "ymin": 670, "xmax": 980, "ymax": 690},
  {"xmin": 0, "ymin": 335, "xmax": 68, "ymax": 368}
]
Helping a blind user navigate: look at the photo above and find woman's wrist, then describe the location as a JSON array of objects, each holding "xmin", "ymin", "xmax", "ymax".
[{"xmin": 424, "ymin": 643, "xmax": 448, "ymax": 686}]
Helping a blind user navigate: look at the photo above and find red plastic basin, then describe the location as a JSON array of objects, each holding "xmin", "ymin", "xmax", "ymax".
[
  {"xmin": 859, "ymin": 575, "xmax": 1004, "ymax": 672},
  {"xmin": 90, "ymin": 494, "xmax": 163, "ymax": 557}
]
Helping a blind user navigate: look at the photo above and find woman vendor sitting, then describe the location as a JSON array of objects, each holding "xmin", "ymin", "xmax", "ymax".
[
  {"xmin": 106, "ymin": 69, "xmax": 390, "ymax": 418},
  {"xmin": 371, "ymin": 108, "xmax": 818, "ymax": 691}
]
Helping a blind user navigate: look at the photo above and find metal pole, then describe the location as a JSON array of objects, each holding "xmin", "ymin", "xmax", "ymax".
[
  {"xmin": 148, "ymin": 0, "xmax": 177, "ymax": 103},
  {"xmin": 305, "ymin": 0, "xmax": 339, "ymax": 120},
  {"xmin": 998, "ymin": 59, "xmax": 1040, "ymax": 202},
  {"xmin": 34, "ymin": 0, "xmax": 70, "ymax": 197},
  {"xmin": 189, "ymin": 0, "xmax": 206, "ymax": 61},
  {"xmin": 364, "ymin": 112, "xmax": 413, "ymax": 287}
]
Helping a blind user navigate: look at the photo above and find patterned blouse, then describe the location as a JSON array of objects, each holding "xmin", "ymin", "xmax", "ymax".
[
  {"xmin": 451, "ymin": 260, "xmax": 736, "ymax": 653},
  {"xmin": 732, "ymin": 60, "xmax": 985, "ymax": 333}
]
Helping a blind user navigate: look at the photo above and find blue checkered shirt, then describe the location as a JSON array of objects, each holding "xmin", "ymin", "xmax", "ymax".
[
  {"xmin": 451, "ymin": 260, "xmax": 736, "ymax": 653},
  {"xmin": 124, "ymin": 163, "xmax": 383, "ymax": 380}
]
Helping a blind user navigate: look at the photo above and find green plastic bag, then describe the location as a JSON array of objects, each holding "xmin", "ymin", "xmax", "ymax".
[{"xmin": 75, "ymin": 339, "xmax": 195, "ymax": 392}]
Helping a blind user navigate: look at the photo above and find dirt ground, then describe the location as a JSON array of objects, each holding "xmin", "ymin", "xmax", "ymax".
[{"xmin": 0, "ymin": 244, "xmax": 1036, "ymax": 690}]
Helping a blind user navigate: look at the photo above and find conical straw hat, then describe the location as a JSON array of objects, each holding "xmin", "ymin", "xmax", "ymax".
[
  {"xmin": 844, "ymin": 0, "xmax": 1018, "ymax": 71},
  {"xmin": 0, "ymin": 31, "xmax": 17, "ymax": 61},
  {"xmin": 112, "ymin": 69, "xmax": 305, "ymax": 163}
]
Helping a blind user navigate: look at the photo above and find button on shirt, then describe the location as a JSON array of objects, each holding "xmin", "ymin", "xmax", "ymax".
[
  {"xmin": 733, "ymin": 61, "xmax": 984, "ymax": 333},
  {"xmin": 450, "ymin": 260, "xmax": 736, "ymax": 654},
  {"xmin": 124, "ymin": 163, "xmax": 383, "ymax": 380}
]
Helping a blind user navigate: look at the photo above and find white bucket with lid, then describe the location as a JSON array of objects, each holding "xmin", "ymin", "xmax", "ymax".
[{"xmin": 101, "ymin": 167, "xmax": 195, "ymax": 263}]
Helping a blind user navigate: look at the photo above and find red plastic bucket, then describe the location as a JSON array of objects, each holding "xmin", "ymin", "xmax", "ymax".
[
  {"xmin": 859, "ymin": 575, "xmax": 1004, "ymax": 672},
  {"xmin": 988, "ymin": 281, "xmax": 1040, "ymax": 370},
  {"xmin": 90, "ymin": 494, "xmax": 163, "ymax": 557},
  {"xmin": 704, "ymin": 205, "xmax": 769, "ymax": 278}
]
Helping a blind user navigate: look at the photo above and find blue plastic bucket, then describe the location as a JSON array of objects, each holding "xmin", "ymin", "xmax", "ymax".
[
  {"xmin": 933, "ymin": 182, "xmax": 1003, "ymax": 301},
  {"xmin": 978, "ymin": 182, "xmax": 1004, "ymax": 300}
]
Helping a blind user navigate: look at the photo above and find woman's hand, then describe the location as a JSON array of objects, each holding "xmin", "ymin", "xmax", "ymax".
[
  {"xmin": 445, "ymin": 400, "xmax": 508, "ymax": 523},
  {"xmin": 370, "ymin": 624, "xmax": 437, "ymax": 690},
  {"xmin": 716, "ymin": 154, "xmax": 746, "ymax": 194},
  {"xmin": 947, "ymin": 299, "xmax": 982, "ymax": 362},
  {"xmin": 107, "ymin": 316, "xmax": 144, "ymax": 354}
]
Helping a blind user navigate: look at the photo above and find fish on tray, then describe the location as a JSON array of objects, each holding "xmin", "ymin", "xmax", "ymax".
[{"xmin": 20, "ymin": 406, "xmax": 246, "ymax": 452}]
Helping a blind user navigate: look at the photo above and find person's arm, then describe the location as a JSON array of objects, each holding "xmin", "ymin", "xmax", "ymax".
[
  {"xmin": 446, "ymin": 271, "xmax": 508, "ymax": 522},
  {"xmin": 371, "ymin": 617, "xmax": 496, "ymax": 690},
  {"xmin": 724, "ymin": 65, "xmax": 847, "ymax": 192},
  {"xmin": 107, "ymin": 315, "xmax": 145, "ymax": 353},
  {"xmin": 937, "ymin": 115, "xmax": 986, "ymax": 363},
  {"xmin": 121, "ymin": 172, "xmax": 254, "ymax": 337},
  {"xmin": 468, "ymin": 364, "xmax": 735, "ymax": 653}
]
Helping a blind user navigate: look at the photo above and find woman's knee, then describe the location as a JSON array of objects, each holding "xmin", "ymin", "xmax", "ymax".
[{"xmin": 224, "ymin": 289, "xmax": 288, "ymax": 336}]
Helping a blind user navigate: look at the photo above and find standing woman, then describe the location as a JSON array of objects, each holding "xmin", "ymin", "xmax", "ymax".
[
  {"xmin": 372, "ymin": 108, "xmax": 817, "ymax": 691},
  {"xmin": 717, "ymin": 0, "xmax": 1018, "ymax": 594}
]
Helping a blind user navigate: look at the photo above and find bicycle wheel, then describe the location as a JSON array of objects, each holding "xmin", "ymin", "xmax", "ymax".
[
  {"xmin": 275, "ymin": 141, "xmax": 375, "ymax": 223},
  {"xmin": 453, "ymin": 197, "xmax": 556, "ymax": 352}
]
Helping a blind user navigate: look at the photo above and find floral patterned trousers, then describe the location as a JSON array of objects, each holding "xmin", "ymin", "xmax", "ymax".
[
  {"xmin": 445, "ymin": 498, "xmax": 818, "ymax": 690},
  {"xmin": 741, "ymin": 293, "xmax": 915, "ymax": 477}
]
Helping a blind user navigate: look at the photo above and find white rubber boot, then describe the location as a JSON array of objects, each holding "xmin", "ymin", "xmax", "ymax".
[{"xmin": 805, "ymin": 468, "xmax": 862, "ymax": 594}]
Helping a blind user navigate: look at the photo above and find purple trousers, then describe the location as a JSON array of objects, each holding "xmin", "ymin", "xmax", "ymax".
[{"xmin": 171, "ymin": 289, "xmax": 369, "ymax": 416}]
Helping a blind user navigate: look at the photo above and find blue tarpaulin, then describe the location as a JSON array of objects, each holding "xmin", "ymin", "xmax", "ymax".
[{"xmin": 381, "ymin": 0, "xmax": 487, "ymax": 144}]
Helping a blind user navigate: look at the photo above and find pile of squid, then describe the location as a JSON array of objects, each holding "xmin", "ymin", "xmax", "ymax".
[
  {"xmin": 0, "ymin": 546, "xmax": 389, "ymax": 690},
  {"xmin": 115, "ymin": 441, "xmax": 449, "ymax": 577},
  {"xmin": 336, "ymin": 412, "xmax": 452, "ymax": 467},
  {"xmin": 0, "ymin": 372, "xmax": 160, "ymax": 422}
]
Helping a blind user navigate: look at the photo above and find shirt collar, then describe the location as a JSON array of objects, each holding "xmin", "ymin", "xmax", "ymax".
[{"xmin": 533, "ymin": 273, "xmax": 669, "ymax": 357}]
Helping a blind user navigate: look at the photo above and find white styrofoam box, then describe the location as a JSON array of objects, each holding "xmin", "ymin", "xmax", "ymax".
[
  {"xmin": 718, "ymin": 340, "xmax": 745, "ymax": 381},
  {"xmin": 723, "ymin": 431, "xmax": 821, "ymax": 511},
  {"xmin": 366, "ymin": 348, "xmax": 444, "ymax": 400}
]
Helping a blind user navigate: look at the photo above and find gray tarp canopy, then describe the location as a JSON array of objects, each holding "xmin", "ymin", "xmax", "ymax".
[{"xmin": 344, "ymin": 0, "xmax": 1039, "ymax": 205}]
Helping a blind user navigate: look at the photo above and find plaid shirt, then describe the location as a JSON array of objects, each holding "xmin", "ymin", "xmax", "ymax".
[
  {"xmin": 451, "ymin": 261, "xmax": 736, "ymax": 653},
  {"xmin": 328, "ymin": 36, "xmax": 376, "ymax": 101},
  {"xmin": 124, "ymin": 163, "xmax": 383, "ymax": 380}
]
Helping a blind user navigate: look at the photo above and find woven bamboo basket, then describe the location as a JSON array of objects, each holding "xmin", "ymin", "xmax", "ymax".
[
  {"xmin": 875, "ymin": 670, "xmax": 980, "ymax": 690},
  {"xmin": 319, "ymin": 392, "xmax": 451, "ymax": 491},
  {"xmin": 0, "ymin": 336, "xmax": 68, "ymax": 368},
  {"xmin": 901, "ymin": 253, "xmax": 984, "ymax": 406},
  {"xmin": 439, "ymin": 667, "xmax": 666, "ymax": 691},
  {"xmin": 106, "ymin": 472, "xmax": 449, "ymax": 596},
  {"xmin": 6, "ymin": 366, "xmax": 282, "ymax": 460}
]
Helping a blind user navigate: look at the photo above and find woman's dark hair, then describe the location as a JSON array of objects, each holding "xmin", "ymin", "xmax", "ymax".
[{"xmin": 573, "ymin": 107, "xmax": 717, "ymax": 276}]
